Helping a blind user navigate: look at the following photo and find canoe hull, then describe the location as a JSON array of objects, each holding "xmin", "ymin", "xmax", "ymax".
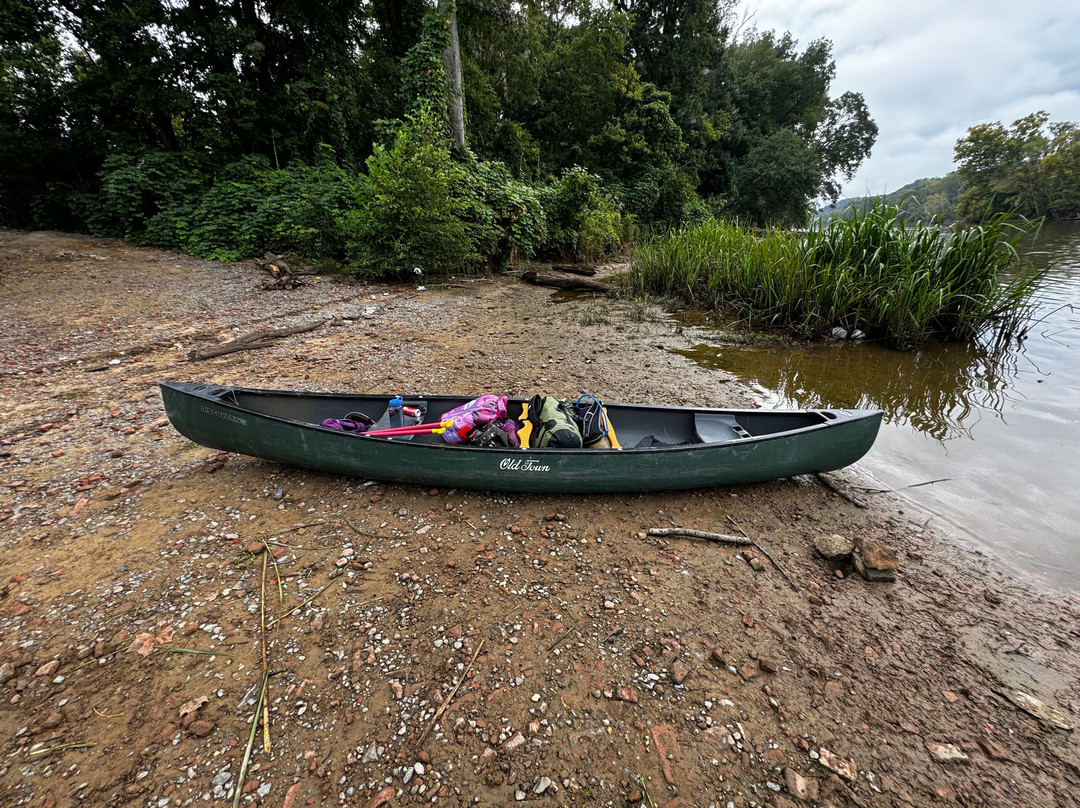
[{"xmin": 160, "ymin": 382, "xmax": 882, "ymax": 494}]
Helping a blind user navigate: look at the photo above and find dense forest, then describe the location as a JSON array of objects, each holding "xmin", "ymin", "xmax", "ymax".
[
  {"xmin": 0, "ymin": 0, "xmax": 878, "ymax": 275},
  {"xmin": 821, "ymin": 111, "xmax": 1080, "ymax": 224}
]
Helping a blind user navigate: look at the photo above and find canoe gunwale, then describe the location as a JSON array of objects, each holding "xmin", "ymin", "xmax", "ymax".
[{"xmin": 165, "ymin": 381, "xmax": 875, "ymax": 456}]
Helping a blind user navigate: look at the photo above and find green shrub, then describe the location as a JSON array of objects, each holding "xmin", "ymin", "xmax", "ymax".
[
  {"xmin": 269, "ymin": 148, "xmax": 360, "ymax": 260},
  {"xmin": 463, "ymin": 160, "xmax": 545, "ymax": 262},
  {"xmin": 540, "ymin": 167, "xmax": 622, "ymax": 260},
  {"xmin": 342, "ymin": 106, "xmax": 471, "ymax": 278},
  {"xmin": 81, "ymin": 150, "xmax": 204, "ymax": 243},
  {"xmin": 180, "ymin": 156, "xmax": 291, "ymax": 261}
]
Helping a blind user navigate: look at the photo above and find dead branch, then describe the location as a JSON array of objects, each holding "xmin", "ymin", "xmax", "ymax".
[
  {"xmin": 520, "ymin": 270, "xmax": 610, "ymax": 293},
  {"xmin": 255, "ymin": 252, "xmax": 302, "ymax": 289},
  {"xmin": 187, "ymin": 319, "xmax": 328, "ymax": 361},
  {"xmin": 816, "ymin": 472, "xmax": 868, "ymax": 509}
]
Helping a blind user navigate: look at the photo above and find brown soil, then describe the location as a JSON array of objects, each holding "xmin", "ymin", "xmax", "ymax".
[{"xmin": 1, "ymin": 229, "xmax": 1077, "ymax": 808}]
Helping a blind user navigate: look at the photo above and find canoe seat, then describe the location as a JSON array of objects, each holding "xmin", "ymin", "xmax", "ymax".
[{"xmin": 694, "ymin": 413, "xmax": 752, "ymax": 444}]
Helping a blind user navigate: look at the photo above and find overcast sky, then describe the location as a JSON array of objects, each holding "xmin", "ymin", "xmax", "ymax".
[{"xmin": 745, "ymin": 0, "xmax": 1080, "ymax": 199}]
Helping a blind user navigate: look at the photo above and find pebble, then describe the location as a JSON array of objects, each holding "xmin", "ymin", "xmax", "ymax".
[{"xmin": 926, "ymin": 741, "xmax": 970, "ymax": 763}]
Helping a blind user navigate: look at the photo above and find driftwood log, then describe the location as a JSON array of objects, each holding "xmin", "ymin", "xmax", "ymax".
[
  {"xmin": 255, "ymin": 252, "xmax": 302, "ymax": 289},
  {"xmin": 188, "ymin": 319, "xmax": 328, "ymax": 361},
  {"xmin": 521, "ymin": 270, "xmax": 610, "ymax": 293},
  {"xmin": 549, "ymin": 263, "xmax": 598, "ymax": 277}
]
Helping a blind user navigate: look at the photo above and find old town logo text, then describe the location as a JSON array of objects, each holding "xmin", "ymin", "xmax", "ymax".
[{"xmin": 499, "ymin": 457, "xmax": 551, "ymax": 472}]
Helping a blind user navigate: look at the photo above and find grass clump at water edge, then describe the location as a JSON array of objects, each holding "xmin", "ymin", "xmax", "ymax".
[{"xmin": 628, "ymin": 203, "xmax": 1044, "ymax": 349}]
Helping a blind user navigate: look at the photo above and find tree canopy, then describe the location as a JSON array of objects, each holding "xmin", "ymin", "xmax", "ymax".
[
  {"xmin": 1, "ymin": 0, "xmax": 880, "ymax": 262},
  {"xmin": 955, "ymin": 111, "xmax": 1080, "ymax": 221}
]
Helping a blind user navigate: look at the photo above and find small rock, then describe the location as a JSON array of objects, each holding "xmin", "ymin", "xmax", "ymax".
[
  {"xmin": 984, "ymin": 588, "xmax": 1003, "ymax": 605},
  {"xmin": 813, "ymin": 534, "xmax": 855, "ymax": 560},
  {"xmin": 817, "ymin": 748, "xmax": 856, "ymax": 781},
  {"xmin": 977, "ymin": 738, "xmax": 1013, "ymax": 761},
  {"xmin": 365, "ymin": 785, "xmax": 396, "ymax": 808},
  {"xmin": 926, "ymin": 741, "xmax": 969, "ymax": 763},
  {"xmin": 534, "ymin": 776, "xmax": 552, "ymax": 794},
  {"xmin": 501, "ymin": 732, "xmax": 526, "ymax": 752},
  {"xmin": 41, "ymin": 712, "xmax": 64, "ymax": 730},
  {"xmin": 35, "ymin": 660, "xmax": 60, "ymax": 677},
  {"xmin": 670, "ymin": 658, "xmax": 691, "ymax": 685},
  {"xmin": 783, "ymin": 767, "xmax": 818, "ymax": 800},
  {"xmin": 188, "ymin": 719, "xmax": 214, "ymax": 738},
  {"xmin": 758, "ymin": 655, "xmax": 779, "ymax": 674}
]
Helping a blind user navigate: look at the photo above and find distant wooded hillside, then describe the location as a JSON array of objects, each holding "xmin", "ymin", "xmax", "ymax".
[{"xmin": 820, "ymin": 112, "xmax": 1079, "ymax": 224}]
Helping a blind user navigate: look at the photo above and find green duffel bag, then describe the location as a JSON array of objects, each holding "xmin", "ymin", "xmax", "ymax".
[{"xmin": 527, "ymin": 394, "xmax": 583, "ymax": 448}]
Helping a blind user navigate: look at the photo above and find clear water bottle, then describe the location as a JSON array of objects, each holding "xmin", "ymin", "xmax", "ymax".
[{"xmin": 389, "ymin": 396, "xmax": 404, "ymax": 428}]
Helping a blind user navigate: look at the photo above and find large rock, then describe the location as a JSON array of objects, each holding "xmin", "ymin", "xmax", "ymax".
[
  {"xmin": 813, "ymin": 534, "xmax": 855, "ymax": 560},
  {"xmin": 853, "ymin": 537, "xmax": 900, "ymax": 582}
]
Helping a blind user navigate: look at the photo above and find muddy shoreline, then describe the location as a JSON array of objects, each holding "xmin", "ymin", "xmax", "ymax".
[{"xmin": 1, "ymin": 230, "xmax": 1077, "ymax": 808}]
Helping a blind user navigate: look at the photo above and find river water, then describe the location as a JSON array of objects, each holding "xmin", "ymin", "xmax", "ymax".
[{"xmin": 673, "ymin": 220, "xmax": 1080, "ymax": 592}]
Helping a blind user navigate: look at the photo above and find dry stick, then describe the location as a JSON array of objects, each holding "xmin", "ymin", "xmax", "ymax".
[
  {"xmin": 416, "ymin": 640, "xmax": 484, "ymax": 747},
  {"xmin": 267, "ymin": 584, "xmax": 330, "ymax": 626},
  {"xmin": 549, "ymin": 263, "xmax": 599, "ymax": 277},
  {"xmin": 29, "ymin": 742, "xmax": 95, "ymax": 757},
  {"xmin": 853, "ymin": 477, "xmax": 951, "ymax": 494},
  {"xmin": 344, "ymin": 518, "xmax": 395, "ymax": 541},
  {"xmin": 646, "ymin": 528, "xmax": 754, "ymax": 545},
  {"xmin": 726, "ymin": 515, "xmax": 798, "ymax": 592},
  {"xmin": 546, "ymin": 625, "xmax": 577, "ymax": 652},
  {"xmin": 815, "ymin": 472, "xmax": 868, "ymax": 509},
  {"xmin": 261, "ymin": 538, "xmax": 284, "ymax": 605},
  {"xmin": 161, "ymin": 647, "xmax": 234, "ymax": 657},
  {"xmin": 260, "ymin": 553, "xmax": 271, "ymax": 754},
  {"xmin": 233, "ymin": 669, "xmax": 269, "ymax": 808}
]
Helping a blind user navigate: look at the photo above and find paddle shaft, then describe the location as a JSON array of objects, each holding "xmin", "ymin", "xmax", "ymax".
[{"xmin": 367, "ymin": 421, "xmax": 451, "ymax": 437}]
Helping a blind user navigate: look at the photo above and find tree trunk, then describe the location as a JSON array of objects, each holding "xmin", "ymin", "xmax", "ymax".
[{"xmin": 439, "ymin": 0, "xmax": 466, "ymax": 150}]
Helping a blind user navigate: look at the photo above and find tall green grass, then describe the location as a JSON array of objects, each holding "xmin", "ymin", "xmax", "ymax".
[{"xmin": 629, "ymin": 202, "xmax": 1043, "ymax": 348}]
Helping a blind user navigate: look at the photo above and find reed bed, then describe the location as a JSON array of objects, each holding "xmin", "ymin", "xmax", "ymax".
[{"xmin": 629, "ymin": 203, "xmax": 1043, "ymax": 348}]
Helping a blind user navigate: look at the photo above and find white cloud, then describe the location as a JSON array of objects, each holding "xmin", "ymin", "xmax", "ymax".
[{"xmin": 747, "ymin": 0, "xmax": 1080, "ymax": 196}]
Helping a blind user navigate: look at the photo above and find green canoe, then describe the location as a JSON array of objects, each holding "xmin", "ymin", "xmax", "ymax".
[{"xmin": 159, "ymin": 382, "xmax": 882, "ymax": 494}]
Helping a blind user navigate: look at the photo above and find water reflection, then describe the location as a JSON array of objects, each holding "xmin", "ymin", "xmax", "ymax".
[{"xmin": 673, "ymin": 338, "xmax": 1020, "ymax": 442}]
